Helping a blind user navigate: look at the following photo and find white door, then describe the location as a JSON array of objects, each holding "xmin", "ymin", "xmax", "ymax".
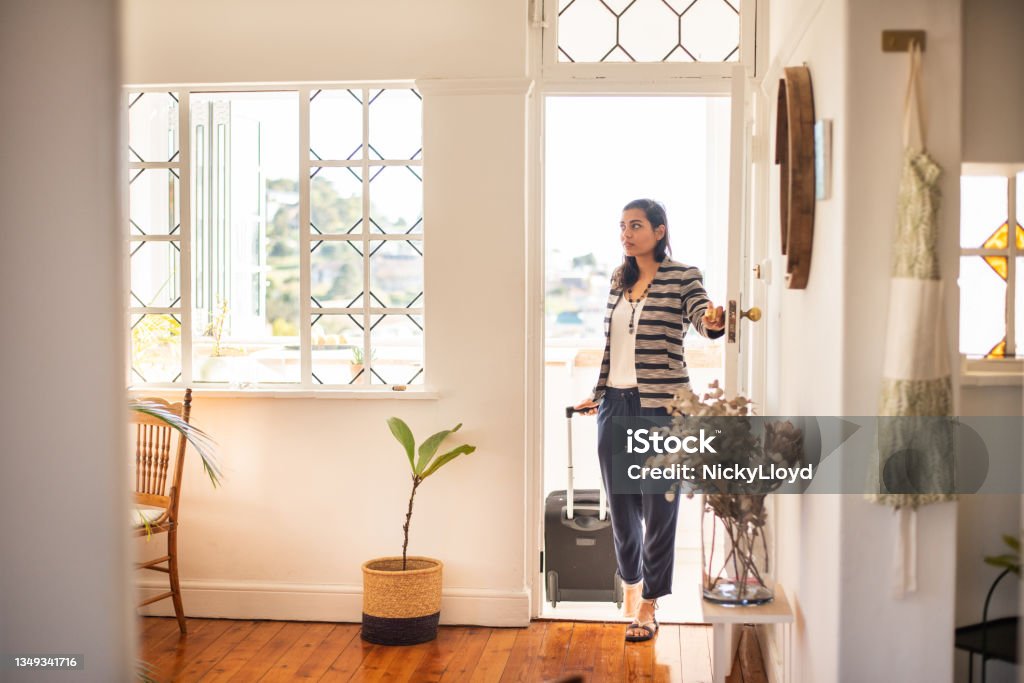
[{"xmin": 724, "ymin": 65, "xmax": 765, "ymax": 402}]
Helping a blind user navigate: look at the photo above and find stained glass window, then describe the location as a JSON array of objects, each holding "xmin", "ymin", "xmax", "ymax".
[{"xmin": 959, "ymin": 171, "xmax": 1023, "ymax": 359}]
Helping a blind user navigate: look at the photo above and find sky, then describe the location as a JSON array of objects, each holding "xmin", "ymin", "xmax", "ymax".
[{"xmin": 544, "ymin": 95, "xmax": 731, "ymax": 281}]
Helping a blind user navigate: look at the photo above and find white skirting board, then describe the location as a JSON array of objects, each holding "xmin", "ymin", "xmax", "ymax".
[{"xmin": 136, "ymin": 579, "xmax": 531, "ymax": 627}]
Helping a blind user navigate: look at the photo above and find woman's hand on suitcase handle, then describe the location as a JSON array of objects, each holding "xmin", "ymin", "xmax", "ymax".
[{"xmin": 573, "ymin": 398, "xmax": 600, "ymax": 416}]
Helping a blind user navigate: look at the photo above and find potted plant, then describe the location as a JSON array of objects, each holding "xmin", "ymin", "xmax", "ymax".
[
  {"xmin": 197, "ymin": 299, "xmax": 252, "ymax": 382},
  {"xmin": 360, "ymin": 418, "xmax": 476, "ymax": 645},
  {"xmin": 350, "ymin": 346, "xmax": 375, "ymax": 380}
]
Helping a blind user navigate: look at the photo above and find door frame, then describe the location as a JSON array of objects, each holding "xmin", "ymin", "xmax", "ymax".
[{"xmin": 524, "ymin": 1, "xmax": 770, "ymax": 619}]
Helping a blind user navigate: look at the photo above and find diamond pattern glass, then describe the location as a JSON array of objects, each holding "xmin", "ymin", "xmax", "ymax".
[
  {"xmin": 131, "ymin": 313, "xmax": 181, "ymax": 383},
  {"xmin": 368, "ymin": 313, "xmax": 424, "ymax": 385},
  {"xmin": 130, "ymin": 240, "xmax": 181, "ymax": 308},
  {"xmin": 559, "ymin": 0, "xmax": 617, "ymax": 62},
  {"xmin": 128, "ymin": 92, "xmax": 179, "ymax": 163},
  {"xmin": 959, "ymin": 256, "xmax": 1005, "ymax": 358},
  {"xmin": 311, "ymin": 167, "xmax": 364, "ymax": 235},
  {"xmin": 369, "ymin": 239, "xmax": 423, "ymax": 308},
  {"xmin": 369, "ymin": 166, "xmax": 422, "ymax": 234},
  {"xmin": 311, "ymin": 315, "xmax": 366, "ymax": 384},
  {"xmin": 961, "ymin": 175, "xmax": 1008, "ymax": 248},
  {"xmin": 1017, "ymin": 256, "xmax": 1023, "ymax": 357},
  {"xmin": 129, "ymin": 168, "xmax": 180, "ymax": 236},
  {"xmin": 679, "ymin": 0, "xmax": 741, "ymax": 62},
  {"xmin": 558, "ymin": 0, "xmax": 740, "ymax": 63},
  {"xmin": 310, "ymin": 89, "xmax": 363, "ymax": 161},
  {"xmin": 368, "ymin": 89, "xmax": 422, "ymax": 161},
  {"xmin": 311, "ymin": 241, "xmax": 364, "ymax": 309}
]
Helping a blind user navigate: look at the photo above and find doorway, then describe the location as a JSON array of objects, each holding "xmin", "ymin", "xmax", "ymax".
[{"xmin": 540, "ymin": 95, "xmax": 732, "ymax": 622}]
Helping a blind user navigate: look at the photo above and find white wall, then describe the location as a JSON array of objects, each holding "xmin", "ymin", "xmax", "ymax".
[
  {"xmin": 839, "ymin": 1, "xmax": 962, "ymax": 681},
  {"xmin": 962, "ymin": 0, "xmax": 1024, "ymax": 163},
  {"xmin": 126, "ymin": 1, "xmax": 534, "ymax": 625},
  {"xmin": 0, "ymin": 0, "xmax": 134, "ymax": 679},
  {"xmin": 121, "ymin": 0, "xmax": 527, "ymax": 84},
  {"xmin": 764, "ymin": 0, "xmax": 971, "ymax": 681},
  {"xmin": 762, "ymin": 0, "xmax": 848, "ymax": 679}
]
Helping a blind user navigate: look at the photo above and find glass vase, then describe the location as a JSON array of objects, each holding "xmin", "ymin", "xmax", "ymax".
[{"xmin": 700, "ymin": 493, "xmax": 774, "ymax": 605}]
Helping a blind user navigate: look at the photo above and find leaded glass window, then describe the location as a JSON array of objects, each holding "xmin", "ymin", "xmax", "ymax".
[
  {"xmin": 126, "ymin": 85, "xmax": 424, "ymax": 390},
  {"xmin": 959, "ymin": 171, "xmax": 1023, "ymax": 359},
  {"xmin": 553, "ymin": 0, "xmax": 743, "ymax": 65}
]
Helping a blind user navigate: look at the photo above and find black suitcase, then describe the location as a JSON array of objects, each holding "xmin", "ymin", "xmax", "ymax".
[{"xmin": 543, "ymin": 405, "xmax": 623, "ymax": 608}]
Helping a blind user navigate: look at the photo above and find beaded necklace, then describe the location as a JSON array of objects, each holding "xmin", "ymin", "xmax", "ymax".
[{"xmin": 624, "ymin": 281, "xmax": 651, "ymax": 335}]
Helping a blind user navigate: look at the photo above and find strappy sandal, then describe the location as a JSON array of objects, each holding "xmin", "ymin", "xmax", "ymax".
[{"xmin": 625, "ymin": 599, "xmax": 659, "ymax": 642}]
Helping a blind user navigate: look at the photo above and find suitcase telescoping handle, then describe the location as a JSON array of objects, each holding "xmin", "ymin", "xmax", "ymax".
[{"xmin": 564, "ymin": 405, "xmax": 608, "ymax": 522}]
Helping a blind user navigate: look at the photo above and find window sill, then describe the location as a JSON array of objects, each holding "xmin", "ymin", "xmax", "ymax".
[
  {"xmin": 126, "ymin": 385, "xmax": 441, "ymax": 399},
  {"xmin": 960, "ymin": 357, "xmax": 1023, "ymax": 386}
]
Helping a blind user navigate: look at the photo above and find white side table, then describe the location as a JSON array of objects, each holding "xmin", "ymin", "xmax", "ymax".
[{"xmin": 699, "ymin": 583, "xmax": 794, "ymax": 683}]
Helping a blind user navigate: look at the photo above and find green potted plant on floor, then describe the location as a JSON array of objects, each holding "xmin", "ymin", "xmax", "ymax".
[{"xmin": 360, "ymin": 418, "xmax": 476, "ymax": 645}]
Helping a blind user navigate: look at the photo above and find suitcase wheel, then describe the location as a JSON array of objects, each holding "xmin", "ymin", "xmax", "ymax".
[
  {"xmin": 614, "ymin": 569, "xmax": 624, "ymax": 608},
  {"xmin": 546, "ymin": 570, "xmax": 559, "ymax": 608}
]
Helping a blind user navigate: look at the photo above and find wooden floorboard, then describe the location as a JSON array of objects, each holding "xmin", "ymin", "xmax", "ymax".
[{"xmin": 139, "ymin": 617, "xmax": 768, "ymax": 683}]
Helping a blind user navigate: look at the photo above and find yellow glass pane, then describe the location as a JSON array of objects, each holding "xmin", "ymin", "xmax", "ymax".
[
  {"xmin": 983, "ymin": 254, "xmax": 1008, "ymax": 281},
  {"xmin": 981, "ymin": 221, "xmax": 1024, "ymax": 250},
  {"xmin": 983, "ymin": 221, "xmax": 1008, "ymax": 249},
  {"xmin": 986, "ymin": 337, "xmax": 1006, "ymax": 359}
]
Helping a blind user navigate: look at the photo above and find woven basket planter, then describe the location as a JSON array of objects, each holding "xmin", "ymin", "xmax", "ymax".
[{"xmin": 361, "ymin": 556, "xmax": 443, "ymax": 645}]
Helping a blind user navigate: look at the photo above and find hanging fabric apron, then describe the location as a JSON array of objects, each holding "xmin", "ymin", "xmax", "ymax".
[{"xmin": 863, "ymin": 40, "xmax": 958, "ymax": 598}]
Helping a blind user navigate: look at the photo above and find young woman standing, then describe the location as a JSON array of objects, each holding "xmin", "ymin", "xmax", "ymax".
[{"xmin": 574, "ymin": 198, "xmax": 725, "ymax": 642}]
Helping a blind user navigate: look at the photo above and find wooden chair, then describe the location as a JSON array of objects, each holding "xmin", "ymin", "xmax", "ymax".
[{"xmin": 132, "ymin": 388, "xmax": 192, "ymax": 633}]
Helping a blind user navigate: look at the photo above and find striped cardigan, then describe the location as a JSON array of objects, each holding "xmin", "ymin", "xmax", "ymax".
[{"xmin": 588, "ymin": 257, "xmax": 725, "ymax": 409}]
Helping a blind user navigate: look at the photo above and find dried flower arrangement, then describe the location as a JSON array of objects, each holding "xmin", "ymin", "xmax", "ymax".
[{"xmin": 654, "ymin": 380, "xmax": 804, "ymax": 604}]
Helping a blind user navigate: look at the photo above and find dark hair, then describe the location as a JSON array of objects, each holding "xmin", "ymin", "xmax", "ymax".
[{"xmin": 611, "ymin": 198, "xmax": 673, "ymax": 290}]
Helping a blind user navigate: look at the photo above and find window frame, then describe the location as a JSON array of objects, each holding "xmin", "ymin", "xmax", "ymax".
[
  {"xmin": 124, "ymin": 81, "xmax": 431, "ymax": 397},
  {"xmin": 958, "ymin": 162, "xmax": 1024, "ymax": 383}
]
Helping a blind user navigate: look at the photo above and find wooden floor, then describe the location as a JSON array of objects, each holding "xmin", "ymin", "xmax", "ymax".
[{"xmin": 140, "ymin": 617, "xmax": 767, "ymax": 683}]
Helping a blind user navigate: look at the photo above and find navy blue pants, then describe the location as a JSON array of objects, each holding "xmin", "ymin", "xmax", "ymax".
[{"xmin": 596, "ymin": 386, "xmax": 681, "ymax": 600}]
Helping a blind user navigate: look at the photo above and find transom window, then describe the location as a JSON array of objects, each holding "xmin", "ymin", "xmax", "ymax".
[
  {"xmin": 557, "ymin": 0, "xmax": 741, "ymax": 63},
  {"xmin": 542, "ymin": 0, "xmax": 753, "ymax": 77},
  {"xmin": 959, "ymin": 166, "xmax": 1023, "ymax": 360},
  {"xmin": 126, "ymin": 85, "xmax": 424, "ymax": 390}
]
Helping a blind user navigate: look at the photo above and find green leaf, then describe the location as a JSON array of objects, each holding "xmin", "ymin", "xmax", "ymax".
[
  {"xmin": 1002, "ymin": 533, "xmax": 1021, "ymax": 553},
  {"xmin": 983, "ymin": 554, "xmax": 1021, "ymax": 572},
  {"xmin": 137, "ymin": 510, "xmax": 153, "ymax": 541},
  {"xmin": 415, "ymin": 423, "xmax": 462, "ymax": 476},
  {"xmin": 387, "ymin": 417, "xmax": 416, "ymax": 471},
  {"xmin": 421, "ymin": 444, "xmax": 476, "ymax": 479}
]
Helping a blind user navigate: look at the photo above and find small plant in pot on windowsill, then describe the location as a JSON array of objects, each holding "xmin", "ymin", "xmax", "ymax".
[{"xmin": 360, "ymin": 418, "xmax": 476, "ymax": 646}]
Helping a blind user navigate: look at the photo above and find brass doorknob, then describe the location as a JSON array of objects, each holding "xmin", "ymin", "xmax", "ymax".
[{"xmin": 741, "ymin": 306, "xmax": 762, "ymax": 322}]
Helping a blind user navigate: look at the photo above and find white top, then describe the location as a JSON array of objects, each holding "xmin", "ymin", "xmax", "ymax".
[{"xmin": 607, "ymin": 295, "xmax": 645, "ymax": 388}]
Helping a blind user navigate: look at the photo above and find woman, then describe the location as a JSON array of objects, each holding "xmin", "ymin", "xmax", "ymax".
[{"xmin": 574, "ymin": 198, "xmax": 725, "ymax": 642}]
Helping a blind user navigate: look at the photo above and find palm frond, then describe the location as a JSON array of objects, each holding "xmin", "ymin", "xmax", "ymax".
[
  {"xmin": 130, "ymin": 400, "xmax": 221, "ymax": 488},
  {"xmin": 136, "ymin": 657, "xmax": 161, "ymax": 682}
]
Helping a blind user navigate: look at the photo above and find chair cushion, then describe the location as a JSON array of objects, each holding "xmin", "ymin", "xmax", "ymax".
[{"xmin": 132, "ymin": 508, "xmax": 166, "ymax": 528}]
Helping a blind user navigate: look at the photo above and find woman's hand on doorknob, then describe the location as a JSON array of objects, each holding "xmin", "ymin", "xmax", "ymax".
[{"xmin": 702, "ymin": 303, "xmax": 725, "ymax": 331}]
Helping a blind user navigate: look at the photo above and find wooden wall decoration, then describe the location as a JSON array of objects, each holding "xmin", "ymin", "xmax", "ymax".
[{"xmin": 775, "ymin": 66, "xmax": 816, "ymax": 289}]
